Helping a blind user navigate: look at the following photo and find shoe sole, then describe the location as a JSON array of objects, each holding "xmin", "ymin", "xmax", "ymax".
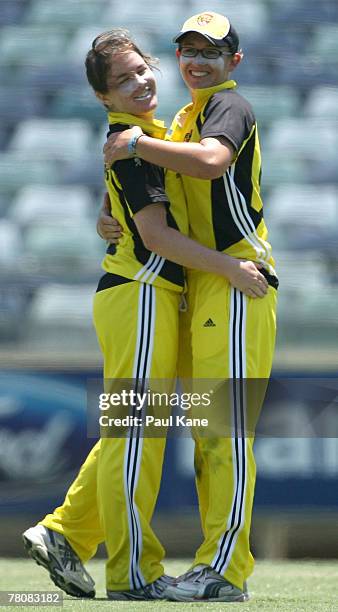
[
  {"xmin": 107, "ymin": 589, "xmax": 168, "ymax": 601},
  {"xmin": 165, "ymin": 586, "xmax": 246, "ymax": 603},
  {"xmin": 108, "ymin": 593, "xmax": 159, "ymax": 601},
  {"xmin": 22, "ymin": 535, "xmax": 95, "ymax": 599}
]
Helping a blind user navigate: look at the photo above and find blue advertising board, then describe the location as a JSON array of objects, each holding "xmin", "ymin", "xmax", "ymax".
[{"xmin": 0, "ymin": 370, "xmax": 337, "ymax": 516}]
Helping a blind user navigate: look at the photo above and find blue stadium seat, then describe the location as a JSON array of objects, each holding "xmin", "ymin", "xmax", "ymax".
[
  {"xmin": 62, "ymin": 156, "xmax": 103, "ymax": 190},
  {"xmin": 24, "ymin": 282, "xmax": 100, "ymax": 350},
  {"xmin": 272, "ymin": 251, "xmax": 330, "ymax": 293},
  {"xmin": 0, "ymin": 0, "xmax": 26, "ymax": 26},
  {"xmin": 266, "ymin": 184, "xmax": 338, "ymax": 230},
  {"xmin": 308, "ymin": 159, "xmax": 338, "ymax": 185},
  {"xmin": 188, "ymin": 0, "xmax": 269, "ymax": 38},
  {"xmin": 9, "ymin": 185, "xmax": 95, "ymax": 226},
  {"xmin": 233, "ymin": 58, "xmax": 276, "ymax": 86},
  {"xmin": 103, "ymin": 0, "xmax": 180, "ymax": 40},
  {"xmin": 23, "ymin": 219, "xmax": 104, "ymax": 279},
  {"xmin": 265, "ymin": 118, "xmax": 338, "ymax": 162},
  {"xmin": 238, "ymin": 85, "xmax": 300, "ymax": 124},
  {"xmin": 67, "ymin": 25, "xmax": 156, "ymax": 62},
  {"xmin": 23, "ymin": 219, "xmax": 102, "ymax": 253},
  {"xmin": 304, "ymin": 86, "xmax": 338, "ymax": 119},
  {"xmin": 306, "ymin": 24, "xmax": 338, "ymax": 56},
  {"xmin": 0, "ymin": 152, "xmax": 64, "ymax": 194},
  {"xmin": 260, "ymin": 156, "xmax": 309, "ymax": 189},
  {"xmin": 244, "ymin": 25, "xmax": 309, "ymax": 59},
  {"xmin": 17, "ymin": 64, "xmax": 87, "ymax": 91},
  {"xmin": 272, "ymin": 0, "xmax": 338, "ymax": 26},
  {"xmin": 0, "ymin": 219, "xmax": 22, "ymax": 267},
  {"xmin": 0, "ymin": 26, "xmax": 68, "ymax": 66},
  {"xmin": 269, "ymin": 56, "xmax": 338, "ymax": 90},
  {"xmin": 49, "ymin": 87, "xmax": 105, "ymax": 126},
  {"xmin": 8, "ymin": 119, "xmax": 93, "ymax": 161},
  {"xmin": 0, "ymin": 87, "xmax": 44, "ymax": 124},
  {"xmin": 0, "ymin": 271, "xmax": 33, "ymax": 341},
  {"xmin": 24, "ymin": 0, "xmax": 107, "ymax": 28}
]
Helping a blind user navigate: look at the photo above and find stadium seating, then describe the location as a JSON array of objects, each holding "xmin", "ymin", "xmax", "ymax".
[
  {"xmin": 188, "ymin": 0, "xmax": 269, "ymax": 37},
  {"xmin": 261, "ymin": 156, "xmax": 310, "ymax": 193},
  {"xmin": 0, "ymin": 0, "xmax": 26, "ymax": 26},
  {"xmin": 272, "ymin": 251, "xmax": 330, "ymax": 293},
  {"xmin": 24, "ymin": 0, "xmax": 107, "ymax": 28},
  {"xmin": 0, "ymin": 26, "xmax": 68, "ymax": 66},
  {"xmin": 264, "ymin": 118, "xmax": 338, "ymax": 162},
  {"xmin": 0, "ymin": 87, "xmax": 44, "ymax": 125},
  {"xmin": 9, "ymin": 185, "xmax": 95, "ymax": 226},
  {"xmin": 23, "ymin": 218, "xmax": 104, "ymax": 259},
  {"xmin": 24, "ymin": 283, "xmax": 99, "ymax": 349},
  {"xmin": 27, "ymin": 283, "xmax": 96, "ymax": 325},
  {"xmin": 307, "ymin": 23, "xmax": 338, "ymax": 56},
  {"xmin": 17, "ymin": 64, "xmax": 87, "ymax": 90},
  {"xmin": 272, "ymin": 0, "xmax": 338, "ymax": 26},
  {"xmin": 49, "ymin": 87, "xmax": 105, "ymax": 126},
  {"xmin": 66, "ymin": 26, "xmax": 118, "ymax": 65},
  {"xmin": 0, "ymin": 0, "xmax": 338, "ymax": 357},
  {"xmin": 8, "ymin": 118, "xmax": 93, "ymax": 160},
  {"xmin": 304, "ymin": 86, "xmax": 338, "ymax": 119},
  {"xmin": 265, "ymin": 185, "xmax": 338, "ymax": 230},
  {"xmin": 103, "ymin": 0, "xmax": 181, "ymax": 40},
  {"xmin": 21, "ymin": 218, "xmax": 105, "ymax": 282},
  {"xmin": 0, "ymin": 219, "xmax": 21, "ymax": 268},
  {"xmin": 238, "ymin": 86, "xmax": 300, "ymax": 125},
  {"xmin": 0, "ymin": 153, "xmax": 63, "ymax": 194}
]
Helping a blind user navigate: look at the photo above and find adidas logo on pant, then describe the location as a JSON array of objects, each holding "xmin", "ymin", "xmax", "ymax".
[{"xmin": 203, "ymin": 318, "xmax": 216, "ymax": 327}]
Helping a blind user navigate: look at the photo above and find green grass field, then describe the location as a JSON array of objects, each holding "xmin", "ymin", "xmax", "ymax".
[{"xmin": 0, "ymin": 558, "xmax": 337, "ymax": 611}]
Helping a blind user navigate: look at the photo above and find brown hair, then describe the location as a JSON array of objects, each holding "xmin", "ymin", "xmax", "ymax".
[{"xmin": 85, "ymin": 28, "xmax": 157, "ymax": 94}]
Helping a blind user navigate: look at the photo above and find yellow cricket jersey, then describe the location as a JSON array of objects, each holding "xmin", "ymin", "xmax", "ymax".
[
  {"xmin": 102, "ymin": 113, "xmax": 188, "ymax": 292},
  {"xmin": 167, "ymin": 80, "xmax": 276, "ymax": 276}
]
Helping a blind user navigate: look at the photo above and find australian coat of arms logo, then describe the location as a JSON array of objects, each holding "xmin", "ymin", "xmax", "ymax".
[{"xmin": 197, "ymin": 13, "xmax": 214, "ymax": 26}]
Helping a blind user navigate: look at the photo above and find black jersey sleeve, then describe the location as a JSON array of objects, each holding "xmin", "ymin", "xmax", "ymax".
[
  {"xmin": 200, "ymin": 91, "xmax": 256, "ymax": 151},
  {"xmin": 113, "ymin": 157, "xmax": 169, "ymax": 215}
]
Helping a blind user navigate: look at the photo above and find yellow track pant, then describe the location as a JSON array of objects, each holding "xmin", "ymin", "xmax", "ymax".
[
  {"xmin": 42, "ymin": 279, "xmax": 180, "ymax": 590},
  {"xmin": 187, "ymin": 270, "xmax": 277, "ymax": 590}
]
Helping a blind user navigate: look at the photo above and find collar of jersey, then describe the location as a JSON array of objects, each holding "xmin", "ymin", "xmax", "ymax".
[
  {"xmin": 192, "ymin": 79, "xmax": 237, "ymax": 109},
  {"xmin": 107, "ymin": 112, "xmax": 167, "ymax": 140}
]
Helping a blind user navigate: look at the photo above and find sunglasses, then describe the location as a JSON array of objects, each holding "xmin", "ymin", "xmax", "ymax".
[{"xmin": 179, "ymin": 46, "xmax": 233, "ymax": 60}]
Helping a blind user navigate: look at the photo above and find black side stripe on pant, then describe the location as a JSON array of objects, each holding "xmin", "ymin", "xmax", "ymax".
[
  {"xmin": 212, "ymin": 288, "xmax": 248, "ymax": 575},
  {"xmin": 124, "ymin": 283, "xmax": 155, "ymax": 590}
]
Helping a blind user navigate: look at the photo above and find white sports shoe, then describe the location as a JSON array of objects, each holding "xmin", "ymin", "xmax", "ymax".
[
  {"xmin": 165, "ymin": 564, "xmax": 248, "ymax": 602},
  {"xmin": 107, "ymin": 574, "xmax": 174, "ymax": 601},
  {"xmin": 22, "ymin": 525, "xmax": 95, "ymax": 598}
]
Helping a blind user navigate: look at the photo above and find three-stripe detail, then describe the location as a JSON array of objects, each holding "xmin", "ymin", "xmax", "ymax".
[
  {"xmin": 223, "ymin": 165, "xmax": 276, "ymax": 276},
  {"xmin": 123, "ymin": 283, "xmax": 156, "ymax": 589},
  {"xmin": 134, "ymin": 252, "xmax": 165, "ymax": 284},
  {"xmin": 211, "ymin": 288, "xmax": 248, "ymax": 574}
]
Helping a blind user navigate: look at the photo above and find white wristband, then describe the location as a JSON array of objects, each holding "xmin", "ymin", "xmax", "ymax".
[{"xmin": 127, "ymin": 127, "xmax": 144, "ymax": 156}]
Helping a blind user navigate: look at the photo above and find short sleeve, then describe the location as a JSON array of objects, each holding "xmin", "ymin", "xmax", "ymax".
[
  {"xmin": 200, "ymin": 91, "xmax": 255, "ymax": 151},
  {"xmin": 113, "ymin": 158, "xmax": 169, "ymax": 215}
]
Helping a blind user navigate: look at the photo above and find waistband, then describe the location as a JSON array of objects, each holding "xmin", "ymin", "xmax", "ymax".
[{"xmin": 260, "ymin": 268, "xmax": 279, "ymax": 290}]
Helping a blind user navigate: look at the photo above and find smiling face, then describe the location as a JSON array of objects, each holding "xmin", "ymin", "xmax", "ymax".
[
  {"xmin": 96, "ymin": 51, "xmax": 157, "ymax": 119},
  {"xmin": 178, "ymin": 32, "xmax": 241, "ymax": 91}
]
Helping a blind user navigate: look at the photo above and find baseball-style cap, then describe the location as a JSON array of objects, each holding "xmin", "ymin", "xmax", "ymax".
[{"xmin": 173, "ymin": 11, "xmax": 239, "ymax": 53}]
